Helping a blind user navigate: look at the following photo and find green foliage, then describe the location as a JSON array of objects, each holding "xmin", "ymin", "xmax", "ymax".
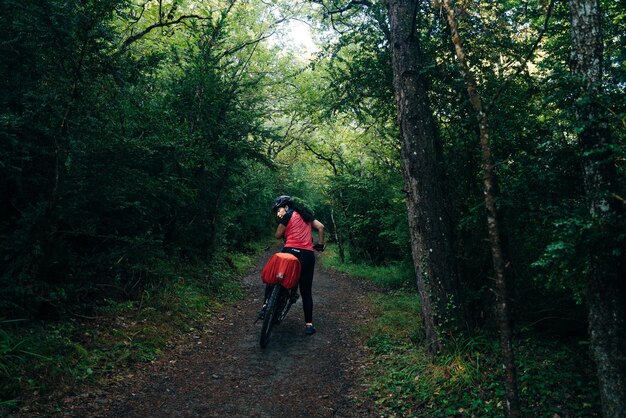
[
  {"xmin": 321, "ymin": 247, "xmax": 414, "ymax": 289},
  {"xmin": 0, "ymin": 0, "xmax": 282, "ymax": 319},
  {"xmin": 318, "ymin": 1, "xmax": 394, "ymax": 125},
  {"xmin": 328, "ymin": 167, "xmax": 410, "ymax": 265},
  {"xmin": 363, "ymin": 291, "xmax": 601, "ymax": 417},
  {"xmin": 414, "ymin": 0, "xmax": 625, "ymax": 333},
  {"xmin": 531, "ymin": 215, "xmax": 591, "ymax": 304}
]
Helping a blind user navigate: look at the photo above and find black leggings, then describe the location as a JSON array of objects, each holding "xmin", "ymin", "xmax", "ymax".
[{"xmin": 264, "ymin": 247, "xmax": 316, "ymax": 323}]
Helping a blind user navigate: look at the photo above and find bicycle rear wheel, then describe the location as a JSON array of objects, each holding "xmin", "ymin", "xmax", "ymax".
[{"xmin": 260, "ymin": 285, "xmax": 280, "ymax": 348}]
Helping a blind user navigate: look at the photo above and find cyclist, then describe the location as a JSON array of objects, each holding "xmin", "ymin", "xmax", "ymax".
[{"xmin": 261, "ymin": 195, "xmax": 325, "ymax": 335}]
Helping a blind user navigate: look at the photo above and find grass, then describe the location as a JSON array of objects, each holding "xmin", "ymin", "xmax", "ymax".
[
  {"xmin": 0, "ymin": 243, "xmax": 267, "ymax": 416},
  {"xmin": 321, "ymin": 248, "xmax": 602, "ymax": 417},
  {"xmin": 321, "ymin": 247, "xmax": 414, "ymax": 289}
]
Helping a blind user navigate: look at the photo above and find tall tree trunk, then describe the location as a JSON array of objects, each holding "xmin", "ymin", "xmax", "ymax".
[
  {"xmin": 442, "ymin": 0, "xmax": 520, "ymax": 417},
  {"xmin": 568, "ymin": 1, "xmax": 626, "ymax": 415},
  {"xmin": 386, "ymin": 0, "xmax": 462, "ymax": 354},
  {"xmin": 439, "ymin": 1, "xmax": 520, "ymax": 415}
]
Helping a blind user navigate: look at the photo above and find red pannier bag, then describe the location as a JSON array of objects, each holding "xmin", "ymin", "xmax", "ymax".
[{"xmin": 261, "ymin": 253, "xmax": 301, "ymax": 289}]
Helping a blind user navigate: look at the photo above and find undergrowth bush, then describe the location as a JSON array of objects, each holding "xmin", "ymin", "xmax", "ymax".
[
  {"xmin": 363, "ymin": 291, "xmax": 601, "ymax": 417},
  {"xmin": 323, "ymin": 252, "xmax": 602, "ymax": 417},
  {"xmin": 0, "ymin": 244, "xmax": 265, "ymax": 416}
]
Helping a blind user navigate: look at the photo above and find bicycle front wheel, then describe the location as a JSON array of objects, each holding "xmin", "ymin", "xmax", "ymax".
[{"xmin": 260, "ymin": 285, "xmax": 281, "ymax": 348}]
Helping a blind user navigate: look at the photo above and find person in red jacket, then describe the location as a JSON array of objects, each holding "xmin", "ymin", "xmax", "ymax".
[{"xmin": 267, "ymin": 195, "xmax": 325, "ymax": 335}]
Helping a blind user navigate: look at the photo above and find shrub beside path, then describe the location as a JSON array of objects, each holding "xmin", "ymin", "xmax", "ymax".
[{"xmin": 62, "ymin": 249, "xmax": 379, "ymax": 417}]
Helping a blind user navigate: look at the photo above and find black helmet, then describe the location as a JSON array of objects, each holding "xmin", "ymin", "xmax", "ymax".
[{"xmin": 272, "ymin": 195, "xmax": 292, "ymax": 211}]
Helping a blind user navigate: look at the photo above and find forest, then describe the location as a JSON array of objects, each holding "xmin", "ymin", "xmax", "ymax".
[{"xmin": 1, "ymin": 0, "xmax": 624, "ymax": 416}]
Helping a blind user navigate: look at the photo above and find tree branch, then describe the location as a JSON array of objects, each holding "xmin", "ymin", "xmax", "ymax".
[
  {"xmin": 267, "ymin": 115, "xmax": 298, "ymax": 159},
  {"xmin": 302, "ymin": 141, "xmax": 341, "ymax": 175},
  {"xmin": 310, "ymin": 0, "xmax": 373, "ymax": 35},
  {"xmin": 119, "ymin": 14, "xmax": 211, "ymax": 53},
  {"xmin": 313, "ymin": 0, "xmax": 373, "ymax": 16},
  {"xmin": 217, "ymin": 26, "xmax": 282, "ymax": 60}
]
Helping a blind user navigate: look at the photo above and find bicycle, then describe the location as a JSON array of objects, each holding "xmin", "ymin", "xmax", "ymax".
[
  {"xmin": 257, "ymin": 252, "xmax": 301, "ymax": 348},
  {"xmin": 258, "ymin": 283, "xmax": 299, "ymax": 348}
]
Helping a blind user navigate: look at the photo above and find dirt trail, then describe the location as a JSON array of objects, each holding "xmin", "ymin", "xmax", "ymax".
[{"xmin": 63, "ymin": 250, "xmax": 379, "ymax": 417}]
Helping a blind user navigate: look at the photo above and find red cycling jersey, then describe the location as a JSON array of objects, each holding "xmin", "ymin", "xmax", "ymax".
[{"xmin": 284, "ymin": 211, "xmax": 314, "ymax": 251}]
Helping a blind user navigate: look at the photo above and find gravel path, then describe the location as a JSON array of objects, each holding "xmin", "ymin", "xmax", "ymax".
[{"xmin": 62, "ymin": 249, "xmax": 380, "ymax": 417}]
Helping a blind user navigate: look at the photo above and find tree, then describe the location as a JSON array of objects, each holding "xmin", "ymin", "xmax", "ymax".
[
  {"xmin": 568, "ymin": 0, "xmax": 626, "ymax": 415},
  {"xmin": 386, "ymin": 0, "xmax": 463, "ymax": 353},
  {"xmin": 0, "ymin": 0, "xmax": 288, "ymax": 317},
  {"xmin": 437, "ymin": 0, "xmax": 525, "ymax": 414}
]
